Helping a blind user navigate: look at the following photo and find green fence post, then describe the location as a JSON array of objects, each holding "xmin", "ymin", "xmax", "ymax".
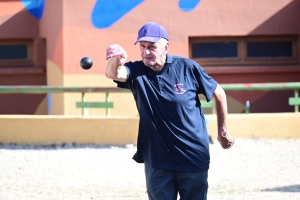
[
  {"xmin": 81, "ymin": 92, "xmax": 88, "ymax": 116},
  {"xmin": 105, "ymin": 91, "xmax": 110, "ymax": 116},
  {"xmin": 295, "ymin": 90, "xmax": 299, "ymax": 113}
]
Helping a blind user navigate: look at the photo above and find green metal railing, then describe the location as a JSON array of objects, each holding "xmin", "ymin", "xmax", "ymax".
[
  {"xmin": 0, "ymin": 82, "xmax": 299, "ymax": 114},
  {"xmin": 221, "ymin": 82, "xmax": 300, "ymax": 113}
]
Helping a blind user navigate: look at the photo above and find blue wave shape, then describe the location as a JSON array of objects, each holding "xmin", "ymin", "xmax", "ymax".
[
  {"xmin": 179, "ymin": 0, "xmax": 200, "ymax": 12},
  {"xmin": 21, "ymin": 0, "xmax": 45, "ymax": 20},
  {"xmin": 92, "ymin": 0, "xmax": 144, "ymax": 28}
]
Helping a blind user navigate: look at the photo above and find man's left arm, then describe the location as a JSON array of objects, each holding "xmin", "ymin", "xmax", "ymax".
[{"xmin": 213, "ymin": 84, "xmax": 235, "ymax": 149}]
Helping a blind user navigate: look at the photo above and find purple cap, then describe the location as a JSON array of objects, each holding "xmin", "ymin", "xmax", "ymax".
[{"xmin": 134, "ymin": 22, "xmax": 169, "ymax": 45}]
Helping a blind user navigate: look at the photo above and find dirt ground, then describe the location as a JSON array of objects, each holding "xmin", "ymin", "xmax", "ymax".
[{"xmin": 0, "ymin": 138, "xmax": 299, "ymax": 200}]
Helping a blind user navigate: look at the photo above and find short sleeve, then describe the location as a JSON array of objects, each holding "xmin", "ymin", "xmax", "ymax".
[
  {"xmin": 113, "ymin": 61, "xmax": 139, "ymax": 90},
  {"xmin": 193, "ymin": 62, "xmax": 218, "ymax": 102}
]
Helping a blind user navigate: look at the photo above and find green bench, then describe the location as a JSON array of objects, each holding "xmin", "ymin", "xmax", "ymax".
[
  {"xmin": 289, "ymin": 90, "xmax": 300, "ymax": 112},
  {"xmin": 76, "ymin": 92, "xmax": 114, "ymax": 116}
]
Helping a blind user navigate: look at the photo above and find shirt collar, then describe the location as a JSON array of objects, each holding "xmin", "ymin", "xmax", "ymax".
[
  {"xmin": 165, "ymin": 54, "xmax": 173, "ymax": 64},
  {"xmin": 143, "ymin": 54, "xmax": 173, "ymax": 75},
  {"xmin": 159, "ymin": 54, "xmax": 173, "ymax": 73}
]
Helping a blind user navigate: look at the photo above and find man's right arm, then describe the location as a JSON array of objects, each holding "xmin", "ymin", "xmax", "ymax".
[
  {"xmin": 105, "ymin": 44, "xmax": 128, "ymax": 82},
  {"xmin": 213, "ymin": 84, "xmax": 234, "ymax": 149}
]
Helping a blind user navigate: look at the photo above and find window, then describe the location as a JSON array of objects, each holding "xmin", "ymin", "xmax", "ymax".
[
  {"xmin": 192, "ymin": 42, "xmax": 238, "ymax": 58},
  {"xmin": 0, "ymin": 39, "xmax": 33, "ymax": 66},
  {"xmin": 189, "ymin": 36, "xmax": 298, "ymax": 66},
  {"xmin": 247, "ymin": 41, "xmax": 292, "ymax": 58}
]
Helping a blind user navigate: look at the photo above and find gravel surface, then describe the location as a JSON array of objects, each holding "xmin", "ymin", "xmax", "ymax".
[{"xmin": 0, "ymin": 138, "xmax": 299, "ymax": 200}]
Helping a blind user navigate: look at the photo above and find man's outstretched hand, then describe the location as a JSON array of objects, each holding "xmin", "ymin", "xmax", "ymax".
[{"xmin": 217, "ymin": 132, "xmax": 235, "ymax": 149}]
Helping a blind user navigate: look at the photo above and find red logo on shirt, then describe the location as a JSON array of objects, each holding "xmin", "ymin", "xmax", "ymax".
[{"xmin": 174, "ymin": 83, "xmax": 186, "ymax": 94}]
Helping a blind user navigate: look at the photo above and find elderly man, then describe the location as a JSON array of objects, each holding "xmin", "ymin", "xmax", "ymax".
[{"xmin": 105, "ymin": 22, "xmax": 234, "ymax": 200}]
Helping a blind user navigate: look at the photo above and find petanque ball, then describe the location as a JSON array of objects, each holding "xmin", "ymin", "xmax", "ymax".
[{"xmin": 80, "ymin": 57, "xmax": 93, "ymax": 70}]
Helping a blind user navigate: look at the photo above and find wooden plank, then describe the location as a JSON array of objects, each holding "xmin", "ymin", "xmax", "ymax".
[{"xmin": 76, "ymin": 102, "xmax": 114, "ymax": 108}]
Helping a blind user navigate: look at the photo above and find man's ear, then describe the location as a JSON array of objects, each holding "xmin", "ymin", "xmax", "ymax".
[{"xmin": 164, "ymin": 43, "xmax": 169, "ymax": 54}]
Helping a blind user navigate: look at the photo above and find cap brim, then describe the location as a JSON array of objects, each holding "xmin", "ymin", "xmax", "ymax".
[{"xmin": 134, "ymin": 36, "xmax": 161, "ymax": 45}]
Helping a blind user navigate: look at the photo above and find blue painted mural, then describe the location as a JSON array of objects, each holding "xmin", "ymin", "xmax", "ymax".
[
  {"xmin": 179, "ymin": 0, "xmax": 201, "ymax": 12},
  {"xmin": 21, "ymin": 0, "xmax": 201, "ymax": 27},
  {"xmin": 21, "ymin": 0, "xmax": 45, "ymax": 20},
  {"xmin": 92, "ymin": 0, "xmax": 144, "ymax": 28},
  {"xmin": 92, "ymin": 0, "xmax": 201, "ymax": 28}
]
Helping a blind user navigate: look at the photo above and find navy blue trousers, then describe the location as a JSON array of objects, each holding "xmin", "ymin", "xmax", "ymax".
[{"xmin": 144, "ymin": 162, "xmax": 208, "ymax": 200}]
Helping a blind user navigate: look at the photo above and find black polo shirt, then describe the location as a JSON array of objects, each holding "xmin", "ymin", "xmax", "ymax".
[{"xmin": 114, "ymin": 54, "xmax": 217, "ymax": 172}]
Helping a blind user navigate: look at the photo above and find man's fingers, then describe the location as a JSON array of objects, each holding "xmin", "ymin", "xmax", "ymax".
[
  {"xmin": 106, "ymin": 45, "xmax": 127, "ymax": 60},
  {"xmin": 217, "ymin": 133, "xmax": 235, "ymax": 149},
  {"xmin": 106, "ymin": 52, "xmax": 127, "ymax": 60},
  {"xmin": 223, "ymin": 136, "xmax": 234, "ymax": 149},
  {"xmin": 106, "ymin": 51, "xmax": 120, "ymax": 60}
]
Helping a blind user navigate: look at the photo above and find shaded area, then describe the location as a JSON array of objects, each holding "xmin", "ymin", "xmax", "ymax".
[
  {"xmin": 250, "ymin": 90, "xmax": 295, "ymax": 113},
  {"xmin": 0, "ymin": 8, "xmax": 46, "ymax": 114},
  {"xmin": 262, "ymin": 185, "xmax": 300, "ymax": 193},
  {"xmin": 249, "ymin": 0, "xmax": 300, "ymax": 34},
  {"xmin": 227, "ymin": 90, "xmax": 295, "ymax": 113},
  {"xmin": 0, "ymin": 5, "xmax": 39, "ymax": 38},
  {"xmin": 215, "ymin": 0, "xmax": 300, "ymax": 113}
]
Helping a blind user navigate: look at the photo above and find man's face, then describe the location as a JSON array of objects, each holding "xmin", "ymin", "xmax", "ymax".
[{"xmin": 139, "ymin": 41, "xmax": 168, "ymax": 69}]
